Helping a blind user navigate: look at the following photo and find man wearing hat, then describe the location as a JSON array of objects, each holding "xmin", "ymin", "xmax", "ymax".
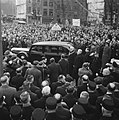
[
  {"xmin": 77, "ymin": 75, "xmax": 88, "ymax": 98},
  {"xmin": 58, "ymin": 54, "xmax": 69, "ymax": 76},
  {"xmin": 0, "ymin": 95, "xmax": 11, "ymax": 120},
  {"xmin": 54, "ymin": 93, "xmax": 71, "ymax": 120},
  {"xmin": 51, "ymin": 75, "xmax": 66, "ymax": 95},
  {"xmin": 10, "ymin": 68, "xmax": 25, "ymax": 91},
  {"xmin": 0, "ymin": 75, "xmax": 17, "ymax": 108},
  {"xmin": 87, "ymin": 81, "xmax": 98, "ymax": 106},
  {"xmin": 15, "ymin": 80, "xmax": 38, "ymax": 105},
  {"xmin": 102, "ymin": 68, "xmax": 114, "ymax": 87},
  {"xmin": 63, "ymin": 87, "xmax": 77, "ymax": 109},
  {"xmin": 20, "ymin": 91, "xmax": 34, "ymax": 120},
  {"xmin": 78, "ymin": 91, "xmax": 96, "ymax": 120},
  {"xmin": 25, "ymin": 60, "xmax": 42, "ymax": 88},
  {"xmin": 33, "ymin": 86, "xmax": 52, "ymax": 109},
  {"xmin": 78, "ymin": 62, "xmax": 93, "ymax": 79},
  {"xmin": 31, "ymin": 108, "xmax": 45, "ymax": 120},
  {"xmin": 73, "ymin": 49, "xmax": 84, "ymax": 82},
  {"xmin": 71, "ymin": 104, "xmax": 86, "ymax": 120},
  {"xmin": 45, "ymin": 97, "xmax": 58, "ymax": 120},
  {"xmin": 47, "ymin": 58, "xmax": 62, "ymax": 84}
]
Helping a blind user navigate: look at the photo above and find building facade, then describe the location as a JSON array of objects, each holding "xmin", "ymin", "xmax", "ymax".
[
  {"xmin": 87, "ymin": 0, "xmax": 104, "ymax": 25},
  {"xmin": 1, "ymin": 0, "xmax": 16, "ymax": 16},
  {"xmin": 54, "ymin": 0, "xmax": 88, "ymax": 24},
  {"xmin": 104, "ymin": 0, "xmax": 119, "ymax": 26},
  {"xmin": 16, "ymin": 0, "xmax": 27, "ymax": 20},
  {"xmin": 16, "ymin": 0, "xmax": 87, "ymax": 24}
]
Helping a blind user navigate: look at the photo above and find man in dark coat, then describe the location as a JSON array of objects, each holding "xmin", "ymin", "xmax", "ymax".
[
  {"xmin": 24, "ymin": 60, "xmax": 42, "ymax": 88},
  {"xmin": 68, "ymin": 50, "xmax": 76, "ymax": 77},
  {"xmin": 47, "ymin": 58, "xmax": 62, "ymax": 84},
  {"xmin": 101, "ymin": 42, "xmax": 111, "ymax": 70},
  {"xmin": 10, "ymin": 68, "xmax": 25, "ymax": 91},
  {"xmin": 73, "ymin": 49, "xmax": 84, "ymax": 81},
  {"xmin": 63, "ymin": 87, "xmax": 77, "ymax": 109},
  {"xmin": 58, "ymin": 54, "xmax": 69, "ymax": 76},
  {"xmin": 50, "ymin": 75, "xmax": 66, "ymax": 95},
  {"xmin": 0, "ymin": 76, "xmax": 16, "ymax": 108}
]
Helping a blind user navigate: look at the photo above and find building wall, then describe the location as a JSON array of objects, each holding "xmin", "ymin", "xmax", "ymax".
[
  {"xmin": 87, "ymin": 0, "xmax": 104, "ymax": 24},
  {"xmin": 54, "ymin": 0, "xmax": 87, "ymax": 24},
  {"xmin": 16, "ymin": 0, "xmax": 27, "ymax": 19},
  {"xmin": 104, "ymin": 0, "xmax": 119, "ymax": 25},
  {"xmin": 1, "ymin": 0, "xmax": 16, "ymax": 16}
]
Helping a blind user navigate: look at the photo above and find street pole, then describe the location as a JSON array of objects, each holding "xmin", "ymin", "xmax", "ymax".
[{"xmin": 0, "ymin": 1, "xmax": 3, "ymax": 76}]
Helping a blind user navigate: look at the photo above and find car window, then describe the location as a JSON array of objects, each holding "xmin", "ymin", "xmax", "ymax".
[
  {"xmin": 30, "ymin": 45, "xmax": 43, "ymax": 53},
  {"xmin": 59, "ymin": 46, "xmax": 69, "ymax": 55}
]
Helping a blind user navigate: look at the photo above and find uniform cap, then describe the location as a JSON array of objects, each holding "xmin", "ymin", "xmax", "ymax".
[
  {"xmin": 46, "ymin": 97, "xmax": 57, "ymax": 110},
  {"xmin": 32, "ymin": 108, "xmax": 45, "ymax": 120},
  {"xmin": 72, "ymin": 104, "xmax": 86, "ymax": 118}
]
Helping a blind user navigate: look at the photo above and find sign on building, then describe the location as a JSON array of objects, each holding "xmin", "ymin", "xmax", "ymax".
[{"xmin": 72, "ymin": 19, "xmax": 80, "ymax": 26}]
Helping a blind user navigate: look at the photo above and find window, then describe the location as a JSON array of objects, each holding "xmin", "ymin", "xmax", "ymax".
[
  {"xmin": 43, "ymin": 9, "xmax": 47, "ymax": 16},
  {"xmin": 49, "ymin": 1, "xmax": 53, "ymax": 7},
  {"xmin": 49, "ymin": 9, "xmax": 53, "ymax": 16},
  {"xmin": 37, "ymin": 7, "xmax": 40, "ymax": 15},
  {"xmin": 43, "ymin": 1, "xmax": 48, "ymax": 6},
  {"xmin": 28, "ymin": 7, "xmax": 31, "ymax": 14}
]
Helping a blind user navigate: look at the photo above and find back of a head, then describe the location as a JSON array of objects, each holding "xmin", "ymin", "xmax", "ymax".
[
  {"xmin": 54, "ymin": 93, "xmax": 62, "ymax": 103},
  {"xmin": 10, "ymin": 105, "xmax": 22, "ymax": 120},
  {"xmin": 42, "ymin": 86, "xmax": 51, "ymax": 96},
  {"xmin": 46, "ymin": 97, "xmax": 57, "ymax": 110},
  {"xmin": 0, "ymin": 75, "xmax": 9, "ymax": 84},
  {"xmin": 41, "ymin": 80, "xmax": 49, "ymax": 88},
  {"xmin": 20, "ymin": 91, "xmax": 30, "ymax": 104},
  {"xmin": 32, "ymin": 108, "xmax": 45, "ymax": 120}
]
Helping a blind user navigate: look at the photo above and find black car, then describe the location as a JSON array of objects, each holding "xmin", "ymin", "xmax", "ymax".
[{"xmin": 11, "ymin": 41, "xmax": 75, "ymax": 63}]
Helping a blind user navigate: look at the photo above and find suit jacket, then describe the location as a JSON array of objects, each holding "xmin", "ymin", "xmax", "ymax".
[
  {"xmin": 51, "ymin": 81, "xmax": 64, "ymax": 95},
  {"xmin": 0, "ymin": 85, "xmax": 16, "ymax": 106},
  {"xmin": 77, "ymin": 83, "xmax": 87, "ymax": 98},
  {"xmin": 56, "ymin": 105, "xmax": 71, "ymax": 120},
  {"xmin": 63, "ymin": 93, "xmax": 77, "ymax": 108},
  {"xmin": 25, "ymin": 67, "xmax": 42, "ymax": 87},
  {"xmin": 59, "ymin": 58, "xmax": 69, "ymax": 76},
  {"xmin": 56, "ymin": 83, "xmax": 70, "ymax": 97},
  {"xmin": 15, "ymin": 89, "xmax": 38, "ymax": 105},
  {"xmin": 47, "ymin": 62, "xmax": 62, "ymax": 83},
  {"xmin": 33, "ymin": 94, "xmax": 52, "ymax": 109},
  {"xmin": 10, "ymin": 74, "xmax": 25, "ymax": 90}
]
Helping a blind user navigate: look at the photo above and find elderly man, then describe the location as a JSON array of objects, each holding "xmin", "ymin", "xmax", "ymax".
[{"xmin": 0, "ymin": 75, "xmax": 16, "ymax": 108}]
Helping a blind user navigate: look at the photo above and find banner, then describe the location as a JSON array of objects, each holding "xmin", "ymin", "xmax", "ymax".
[
  {"xmin": 72, "ymin": 19, "xmax": 80, "ymax": 26},
  {"xmin": 51, "ymin": 23, "xmax": 61, "ymax": 31}
]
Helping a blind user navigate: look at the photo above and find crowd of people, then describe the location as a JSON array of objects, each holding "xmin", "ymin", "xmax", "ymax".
[{"xmin": 0, "ymin": 22, "xmax": 119, "ymax": 120}]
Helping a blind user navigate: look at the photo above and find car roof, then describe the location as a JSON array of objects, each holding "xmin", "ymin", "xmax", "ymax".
[{"xmin": 32, "ymin": 41, "xmax": 72, "ymax": 46}]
